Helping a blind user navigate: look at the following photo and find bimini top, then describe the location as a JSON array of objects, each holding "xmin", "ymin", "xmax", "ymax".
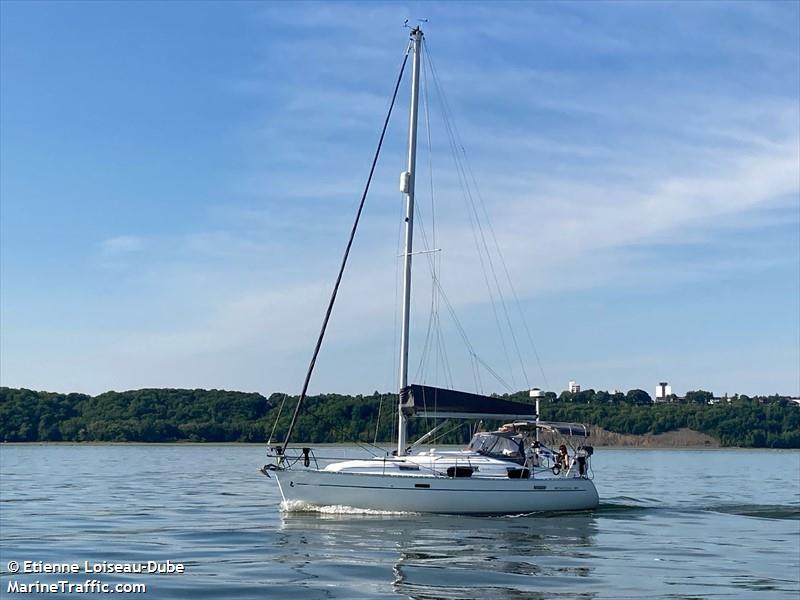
[
  {"xmin": 400, "ymin": 384, "xmax": 537, "ymax": 420},
  {"xmin": 501, "ymin": 420, "xmax": 591, "ymax": 438}
]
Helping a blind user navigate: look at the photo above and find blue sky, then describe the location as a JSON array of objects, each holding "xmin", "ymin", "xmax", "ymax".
[{"xmin": 1, "ymin": 1, "xmax": 798, "ymax": 398}]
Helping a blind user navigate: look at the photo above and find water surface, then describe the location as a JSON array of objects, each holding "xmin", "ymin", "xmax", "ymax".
[{"xmin": 1, "ymin": 445, "xmax": 798, "ymax": 598}]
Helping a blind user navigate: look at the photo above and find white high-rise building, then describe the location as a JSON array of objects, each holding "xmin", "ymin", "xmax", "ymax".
[
  {"xmin": 569, "ymin": 381, "xmax": 580, "ymax": 393},
  {"xmin": 655, "ymin": 382, "xmax": 672, "ymax": 401}
]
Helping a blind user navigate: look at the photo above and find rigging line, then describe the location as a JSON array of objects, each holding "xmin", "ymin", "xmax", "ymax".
[
  {"xmin": 466, "ymin": 160, "xmax": 551, "ymax": 391},
  {"xmin": 413, "ymin": 208, "xmax": 483, "ymax": 392},
  {"xmin": 414, "ymin": 211, "xmax": 501, "ymax": 396},
  {"xmin": 422, "ymin": 40, "xmax": 441, "ymax": 386},
  {"xmin": 391, "ymin": 389, "xmax": 397, "ymax": 446},
  {"xmin": 437, "ymin": 314, "xmax": 455, "ymax": 389},
  {"xmin": 460, "ymin": 164, "xmax": 517, "ymax": 388},
  {"xmin": 432, "ymin": 81, "xmax": 516, "ymax": 390},
  {"xmin": 427, "ymin": 72, "xmax": 517, "ymax": 391},
  {"xmin": 470, "ymin": 353, "xmax": 480, "ymax": 395},
  {"xmin": 463, "ymin": 160, "xmax": 529, "ymax": 388},
  {"xmin": 434, "ymin": 304, "xmax": 444, "ymax": 387},
  {"xmin": 431, "ymin": 276, "xmax": 513, "ymax": 393},
  {"xmin": 373, "ymin": 394, "xmax": 384, "ymax": 445},
  {"xmin": 403, "ymin": 98, "xmax": 509, "ymax": 394},
  {"xmin": 421, "ymin": 47, "xmax": 510, "ymax": 377},
  {"xmin": 410, "ymin": 200, "xmax": 438, "ymax": 429},
  {"xmin": 474, "ymin": 354, "xmax": 484, "ymax": 394},
  {"xmin": 472, "ymin": 354, "xmax": 512, "ymax": 394},
  {"xmin": 408, "ymin": 153, "xmax": 435, "ymax": 378},
  {"xmin": 413, "ymin": 293, "xmax": 436, "ymax": 383},
  {"xmin": 426, "ymin": 421, "xmax": 468, "ymax": 446},
  {"xmin": 411, "ymin": 202, "xmax": 437, "ymax": 383},
  {"xmin": 409, "ymin": 182, "xmax": 443, "ymax": 385},
  {"xmin": 427, "ymin": 53, "xmax": 531, "ymax": 392},
  {"xmin": 279, "ymin": 50, "xmax": 410, "ymax": 459},
  {"xmin": 409, "ymin": 208, "xmax": 434, "ymax": 431},
  {"xmin": 426, "ymin": 44, "xmax": 530, "ymax": 388},
  {"xmin": 408, "ymin": 107, "xmax": 442, "ymax": 384},
  {"xmin": 411, "ymin": 202, "xmax": 437, "ymax": 384},
  {"xmin": 415, "ymin": 214, "xmax": 512, "ymax": 394},
  {"xmin": 421, "ymin": 42, "xmax": 443, "ymax": 390},
  {"xmin": 441, "ymin": 89, "xmax": 539, "ymax": 389},
  {"xmin": 266, "ymin": 393, "xmax": 289, "ymax": 445},
  {"xmin": 355, "ymin": 442, "xmax": 382, "ymax": 458},
  {"xmin": 412, "ymin": 161, "xmax": 503, "ymax": 393},
  {"xmin": 422, "ymin": 66, "xmax": 512, "ymax": 378},
  {"xmin": 360, "ymin": 440, "xmax": 391, "ymax": 456},
  {"xmin": 410, "ymin": 211, "xmax": 447, "ymax": 383},
  {"xmin": 421, "ymin": 57, "xmax": 436, "ymax": 250},
  {"xmin": 456, "ymin": 144, "xmax": 551, "ymax": 390}
]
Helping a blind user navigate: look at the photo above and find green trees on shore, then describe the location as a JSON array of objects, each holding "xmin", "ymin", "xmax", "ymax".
[{"xmin": 1, "ymin": 386, "xmax": 798, "ymax": 448}]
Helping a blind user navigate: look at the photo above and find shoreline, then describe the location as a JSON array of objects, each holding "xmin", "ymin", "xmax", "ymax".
[{"xmin": 2, "ymin": 441, "xmax": 798, "ymax": 451}]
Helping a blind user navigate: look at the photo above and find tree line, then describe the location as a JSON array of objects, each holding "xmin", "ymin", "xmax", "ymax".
[{"xmin": 0, "ymin": 386, "xmax": 798, "ymax": 448}]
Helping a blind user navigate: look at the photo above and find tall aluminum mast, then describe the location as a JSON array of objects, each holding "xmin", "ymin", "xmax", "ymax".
[{"xmin": 397, "ymin": 26, "xmax": 423, "ymax": 456}]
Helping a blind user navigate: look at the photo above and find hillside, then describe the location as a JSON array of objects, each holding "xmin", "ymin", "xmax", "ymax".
[
  {"xmin": 588, "ymin": 427, "xmax": 719, "ymax": 447},
  {"xmin": 0, "ymin": 387, "xmax": 798, "ymax": 448}
]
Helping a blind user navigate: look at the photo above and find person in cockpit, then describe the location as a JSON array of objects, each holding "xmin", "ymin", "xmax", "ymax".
[{"xmin": 557, "ymin": 444, "xmax": 570, "ymax": 472}]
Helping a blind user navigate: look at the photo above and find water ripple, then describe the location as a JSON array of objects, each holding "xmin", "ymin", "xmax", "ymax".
[{"xmin": 1, "ymin": 445, "xmax": 798, "ymax": 599}]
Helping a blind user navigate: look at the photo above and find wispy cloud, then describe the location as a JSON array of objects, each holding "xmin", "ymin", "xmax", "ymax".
[
  {"xmin": 100, "ymin": 235, "xmax": 146, "ymax": 255},
  {"xmin": 2, "ymin": 2, "xmax": 797, "ymax": 396}
]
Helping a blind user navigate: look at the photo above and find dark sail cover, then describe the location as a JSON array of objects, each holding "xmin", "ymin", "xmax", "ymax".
[{"xmin": 400, "ymin": 384, "xmax": 537, "ymax": 420}]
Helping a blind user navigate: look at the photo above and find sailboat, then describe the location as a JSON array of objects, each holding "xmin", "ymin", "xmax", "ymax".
[{"xmin": 261, "ymin": 27, "xmax": 599, "ymax": 514}]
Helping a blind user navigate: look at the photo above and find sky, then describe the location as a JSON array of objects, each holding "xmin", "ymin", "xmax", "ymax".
[{"xmin": 1, "ymin": 1, "xmax": 798, "ymax": 398}]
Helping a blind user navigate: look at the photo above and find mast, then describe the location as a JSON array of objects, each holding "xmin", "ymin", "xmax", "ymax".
[{"xmin": 397, "ymin": 26, "xmax": 423, "ymax": 456}]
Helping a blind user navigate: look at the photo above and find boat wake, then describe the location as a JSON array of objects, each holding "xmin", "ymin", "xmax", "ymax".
[
  {"xmin": 595, "ymin": 497, "xmax": 800, "ymax": 521},
  {"xmin": 280, "ymin": 499, "xmax": 419, "ymax": 516},
  {"xmin": 704, "ymin": 503, "xmax": 800, "ymax": 521}
]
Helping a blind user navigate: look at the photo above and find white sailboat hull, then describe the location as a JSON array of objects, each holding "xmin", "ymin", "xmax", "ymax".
[{"xmin": 272, "ymin": 469, "xmax": 599, "ymax": 514}]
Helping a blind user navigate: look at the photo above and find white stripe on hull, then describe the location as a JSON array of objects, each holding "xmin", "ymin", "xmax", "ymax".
[{"xmin": 273, "ymin": 470, "xmax": 599, "ymax": 514}]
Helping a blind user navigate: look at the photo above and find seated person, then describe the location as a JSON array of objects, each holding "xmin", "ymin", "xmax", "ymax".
[{"xmin": 557, "ymin": 444, "xmax": 570, "ymax": 472}]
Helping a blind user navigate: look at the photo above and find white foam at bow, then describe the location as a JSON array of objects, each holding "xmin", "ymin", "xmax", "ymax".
[{"xmin": 280, "ymin": 500, "xmax": 417, "ymax": 515}]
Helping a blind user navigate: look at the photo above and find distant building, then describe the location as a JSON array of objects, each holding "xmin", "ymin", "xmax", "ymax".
[
  {"xmin": 655, "ymin": 382, "xmax": 672, "ymax": 402},
  {"xmin": 569, "ymin": 381, "xmax": 581, "ymax": 393}
]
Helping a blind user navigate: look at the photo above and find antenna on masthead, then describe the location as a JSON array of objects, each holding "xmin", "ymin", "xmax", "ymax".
[{"xmin": 404, "ymin": 18, "xmax": 428, "ymax": 30}]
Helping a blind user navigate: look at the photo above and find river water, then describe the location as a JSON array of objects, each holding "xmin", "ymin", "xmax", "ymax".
[{"xmin": 1, "ymin": 445, "xmax": 798, "ymax": 598}]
